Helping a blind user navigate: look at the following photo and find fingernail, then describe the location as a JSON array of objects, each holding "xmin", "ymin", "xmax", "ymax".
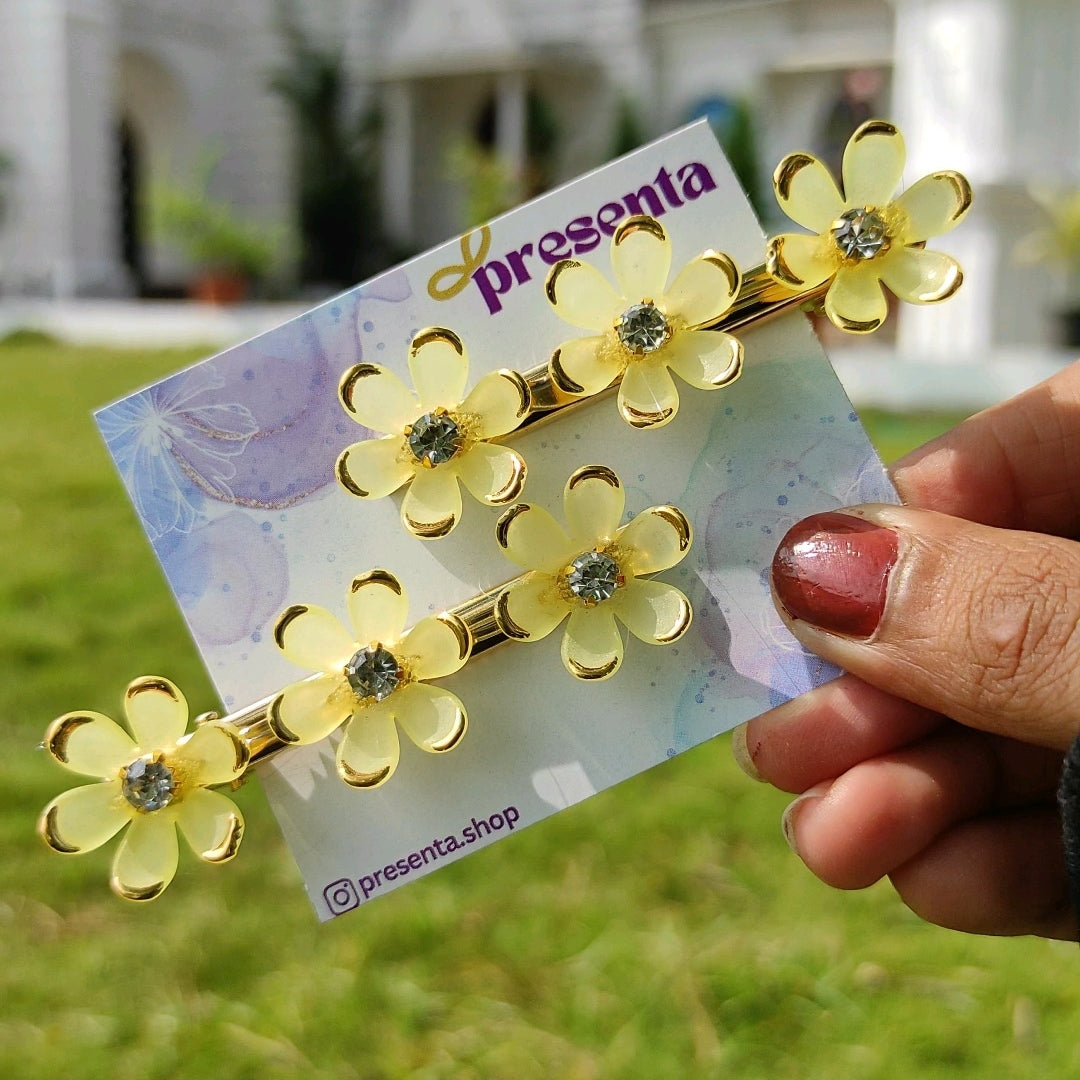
[
  {"xmin": 772, "ymin": 511, "xmax": 898, "ymax": 638},
  {"xmin": 781, "ymin": 781, "xmax": 832, "ymax": 855},
  {"xmin": 731, "ymin": 723, "xmax": 765, "ymax": 782}
]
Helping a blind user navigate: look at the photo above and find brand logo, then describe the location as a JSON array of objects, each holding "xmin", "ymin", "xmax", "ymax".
[{"xmin": 426, "ymin": 160, "xmax": 718, "ymax": 315}]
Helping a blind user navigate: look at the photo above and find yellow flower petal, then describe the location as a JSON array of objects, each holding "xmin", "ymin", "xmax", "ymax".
[
  {"xmin": 124, "ymin": 677, "xmax": 188, "ymax": 752},
  {"xmin": 495, "ymin": 574, "xmax": 568, "ymax": 641},
  {"xmin": 457, "ymin": 442, "xmax": 527, "ymax": 505},
  {"xmin": 44, "ymin": 711, "xmax": 137, "ymax": 778},
  {"xmin": 110, "ymin": 812, "xmax": 179, "ymax": 901},
  {"xmin": 346, "ymin": 569, "xmax": 409, "ymax": 646},
  {"xmin": 337, "ymin": 701, "xmax": 399, "ymax": 788},
  {"xmin": 546, "ymin": 258, "xmax": 623, "ymax": 331},
  {"xmin": 495, "ymin": 503, "xmax": 575, "ymax": 574},
  {"xmin": 176, "ymin": 787, "xmax": 244, "ymax": 863},
  {"xmin": 459, "ymin": 369, "xmax": 531, "ymax": 438},
  {"xmin": 561, "ymin": 606, "xmax": 623, "ymax": 681},
  {"xmin": 339, "ymin": 364, "xmax": 419, "ymax": 434},
  {"xmin": 893, "ymin": 171, "xmax": 973, "ymax": 243},
  {"xmin": 394, "ymin": 682, "xmax": 468, "ymax": 753},
  {"xmin": 397, "ymin": 613, "xmax": 471, "ymax": 680},
  {"xmin": 401, "ymin": 466, "xmax": 462, "ymax": 539},
  {"xmin": 611, "ymin": 578, "xmax": 692, "ymax": 645},
  {"xmin": 617, "ymin": 505, "xmax": 693, "ymax": 575},
  {"xmin": 269, "ymin": 673, "xmax": 353, "ymax": 745},
  {"xmin": 824, "ymin": 264, "xmax": 889, "ymax": 333},
  {"xmin": 765, "ymin": 233, "xmax": 836, "ymax": 289},
  {"xmin": 408, "ymin": 328, "xmax": 469, "ymax": 412},
  {"xmin": 549, "ymin": 335, "xmax": 622, "ymax": 396},
  {"xmin": 274, "ymin": 603, "xmax": 356, "ymax": 673},
  {"xmin": 39, "ymin": 782, "xmax": 128, "ymax": 854},
  {"xmin": 664, "ymin": 329, "xmax": 742, "ymax": 391},
  {"xmin": 172, "ymin": 722, "xmax": 249, "ymax": 787},
  {"xmin": 841, "ymin": 120, "xmax": 905, "ymax": 208},
  {"xmin": 773, "ymin": 151, "xmax": 845, "ymax": 232},
  {"xmin": 663, "ymin": 250, "xmax": 740, "ymax": 328},
  {"xmin": 617, "ymin": 359, "xmax": 679, "ymax": 429},
  {"xmin": 336, "ymin": 437, "xmax": 414, "ymax": 499},
  {"xmin": 563, "ymin": 464, "xmax": 624, "ymax": 548},
  {"xmin": 878, "ymin": 246, "xmax": 964, "ymax": 305},
  {"xmin": 610, "ymin": 216, "xmax": 672, "ymax": 303}
]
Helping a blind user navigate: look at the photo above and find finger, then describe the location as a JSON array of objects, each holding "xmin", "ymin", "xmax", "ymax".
[
  {"xmin": 735, "ymin": 674, "xmax": 943, "ymax": 793},
  {"xmin": 890, "ymin": 810, "xmax": 1075, "ymax": 940},
  {"xmin": 891, "ymin": 358, "xmax": 1080, "ymax": 536},
  {"xmin": 771, "ymin": 506, "xmax": 1080, "ymax": 750}
]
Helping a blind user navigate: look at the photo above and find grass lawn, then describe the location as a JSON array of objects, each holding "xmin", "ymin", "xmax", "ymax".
[{"xmin": 1, "ymin": 338, "xmax": 1076, "ymax": 1080}]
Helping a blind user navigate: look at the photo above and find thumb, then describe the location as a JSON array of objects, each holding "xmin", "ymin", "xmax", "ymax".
[{"xmin": 771, "ymin": 506, "xmax": 1080, "ymax": 750}]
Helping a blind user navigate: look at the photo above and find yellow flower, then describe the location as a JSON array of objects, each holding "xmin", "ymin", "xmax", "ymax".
[
  {"xmin": 766, "ymin": 119, "xmax": 973, "ymax": 333},
  {"xmin": 38, "ymin": 677, "xmax": 249, "ymax": 901},
  {"xmin": 337, "ymin": 328, "xmax": 530, "ymax": 538},
  {"xmin": 270, "ymin": 569, "xmax": 471, "ymax": 788},
  {"xmin": 494, "ymin": 465, "xmax": 693, "ymax": 681},
  {"xmin": 544, "ymin": 215, "xmax": 743, "ymax": 429}
]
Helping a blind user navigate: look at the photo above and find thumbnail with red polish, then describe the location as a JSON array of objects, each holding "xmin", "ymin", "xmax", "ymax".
[{"xmin": 771, "ymin": 512, "xmax": 898, "ymax": 638}]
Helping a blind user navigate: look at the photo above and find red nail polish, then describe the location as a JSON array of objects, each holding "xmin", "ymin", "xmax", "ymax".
[{"xmin": 772, "ymin": 512, "xmax": 898, "ymax": 638}]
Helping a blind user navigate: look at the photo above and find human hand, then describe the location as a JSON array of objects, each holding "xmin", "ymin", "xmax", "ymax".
[{"xmin": 734, "ymin": 360, "xmax": 1080, "ymax": 940}]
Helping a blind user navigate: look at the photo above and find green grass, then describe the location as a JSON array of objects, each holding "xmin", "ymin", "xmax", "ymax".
[{"xmin": 1, "ymin": 340, "xmax": 1075, "ymax": 1079}]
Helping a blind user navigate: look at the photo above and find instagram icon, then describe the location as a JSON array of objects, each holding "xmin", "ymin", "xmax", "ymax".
[{"xmin": 323, "ymin": 877, "xmax": 361, "ymax": 915}]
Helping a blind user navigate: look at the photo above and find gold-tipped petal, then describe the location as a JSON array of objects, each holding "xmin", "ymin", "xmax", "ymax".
[
  {"xmin": 347, "ymin": 569, "xmax": 409, "ymax": 645},
  {"xmin": 408, "ymin": 327, "xmax": 469, "ymax": 412},
  {"xmin": 176, "ymin": 787, "xmax": 244, "ymax": 863},
  {"xmin": 39, "ymin": 782, "xmax": 128, "ymax": 854},
  {"xmin": 457, "ymin": 442, "xmax": 527, "ymax": 505},
  {"xmin": 617, "ymin": 359, "xmax": 679, "ymax": 429},
  {"xmin": 549, "ymin": 336, "xmax": 622, "ymax": 397},
  {"xmin": 124, "ymin": 677, "xmax": 188, "ymax": 753},
  {"xmin": 765, "ymin": 233, "xmax": 836, "ymax": 290},
  {"xmin": 495, "ymin": 502, "xmax": 575, "ymax": 574},
  {"xmin": 618, "ymin": 504, "xmax": 693, "ymax": 575},
  {"xmin": 336, "ymin": 438, "xmax": 414, "ymax": 499},
  {"xmin": 773, "ymin": 151, "xmax": 845, "ymax": 232},
  {"xmin": 610, "ymin": 215, "xmax": 672, "ymax": 303},
  {"xmin": 337, "ymin": 703, "xmax": 400, "ymax": 789},
  {"xmin": 459, "ymin": 369, "xmax": 531, "ymax": 438},
  {"xmin": 401, "ymin": 466, "xmax": 462, "ymax": 538},
  {"xmin": 495, "ymin": 575, "xmax": 568, "ymax": 641},
  {"xmin": 398, "ymin": 613, "xmax": 471, "ymax": 680},
  {"xmin": 612, "ymin": 578, "xmax": 693, "ymax": 645},
  {"xmin": 394, "ymin": 682, "xmax": 468, "ymax": 754},
  {"xmin": 824, "ymin": 264, "xmax": 889, "ymax": 333},
  {"xmin": 842, "ymin": 119, "xmax": 905, "ymax": 208},
  {"xmin": 896, "ymin": 171, "xmax": 973, "ymax": 244},
  {"xmin": 564, "ymin": 464, "xmax": 625, "ymax": 547},
  {"xmin": 173, "ymin": 721, "xmax": 249, "ymax": 787},
  {"xmin": 878, "ymin": 246, "xmax": 964, "ymax": 305},
  {"xmin": 663, "ymin": 329, "xmax": 742, "ymax": 391},
  {"xmin": 269, "ymin": 673, "xmax": 352, "ymax": 745},
  {"xmin": 561, "ymin": 606, "xmax": 623, "ymax": 681},
  {"xmin": 663, "ymin": 250, "xmax": 741, "ymax": 328},
  {"xmin": 110, "ymin": 812, "xmax": 179, "ymax": 902},
  {"xmin": 339, "ymin": 363, "xmax": 419, "ymax": 433},
  {"xmin": 545, "ymin": 259, "xmax": 623, "ymax": 331},
  {"xmin": 45, "ymin": 711, "xmax": 137, "ymax": 777},
  {"xmin": 274, "ymin": 603, "xmax": 357, "ymax": 673}
]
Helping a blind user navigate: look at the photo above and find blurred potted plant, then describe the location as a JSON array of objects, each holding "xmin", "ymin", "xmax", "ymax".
[{"xmin": 1021, "ymin": 187, "xmax": 1080, "ymax": 347}]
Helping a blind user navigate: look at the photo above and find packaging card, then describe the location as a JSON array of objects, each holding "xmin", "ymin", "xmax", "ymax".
[{"xmin": 97, "ymin": 121, "xmax": 896, "ymax": 919}]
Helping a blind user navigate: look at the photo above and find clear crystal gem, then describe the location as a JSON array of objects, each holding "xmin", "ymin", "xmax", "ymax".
[
  {"xmin": 831, "ymin": 207, "xmax": 889, "ymax": 260},
  {"xmin": 345, "ymin": 645, "xmax": 400, "ymax": 701},
  {"xmin": 616, "ymin": 302, "xmax": 671, "ymax": 354},
  {"xmin": 122, "ymin": 757, "xmax": 176, "ymax": 812},
  {"xmin": 407, "ymin": 411, "xmax": 462, "ymax": 466},
  {"xmin": 567, "ymin": 551, "xmax": 622, "ymax": 604}
]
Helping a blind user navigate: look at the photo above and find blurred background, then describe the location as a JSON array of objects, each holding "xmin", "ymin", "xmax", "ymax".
[{"xmin": 2, "ymin": 2, "xmax": 1080, "ymax": 1078}]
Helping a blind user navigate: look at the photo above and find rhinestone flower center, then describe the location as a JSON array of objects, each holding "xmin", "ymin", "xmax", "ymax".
[
  {"xmin": 345, "ymin": 645, "xmax": 401, "ymax": 701},
  {"xmin": 616, "ymin": 301, "xmax": 671, "ymax": 355},
  {"xmin": 407, "ymin": 409, "xmax": 462, "ymax": 467},
  {"xmin": 831, "ymin": 207, "xmax": 890, "ymax": 260},
  {"xmin": 566, "ymin": 550, "xmax": 623, "ymax": 604},
  {"xmin": 122, "ymin": 757, "xmax": 176, "ymax": 812}
]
